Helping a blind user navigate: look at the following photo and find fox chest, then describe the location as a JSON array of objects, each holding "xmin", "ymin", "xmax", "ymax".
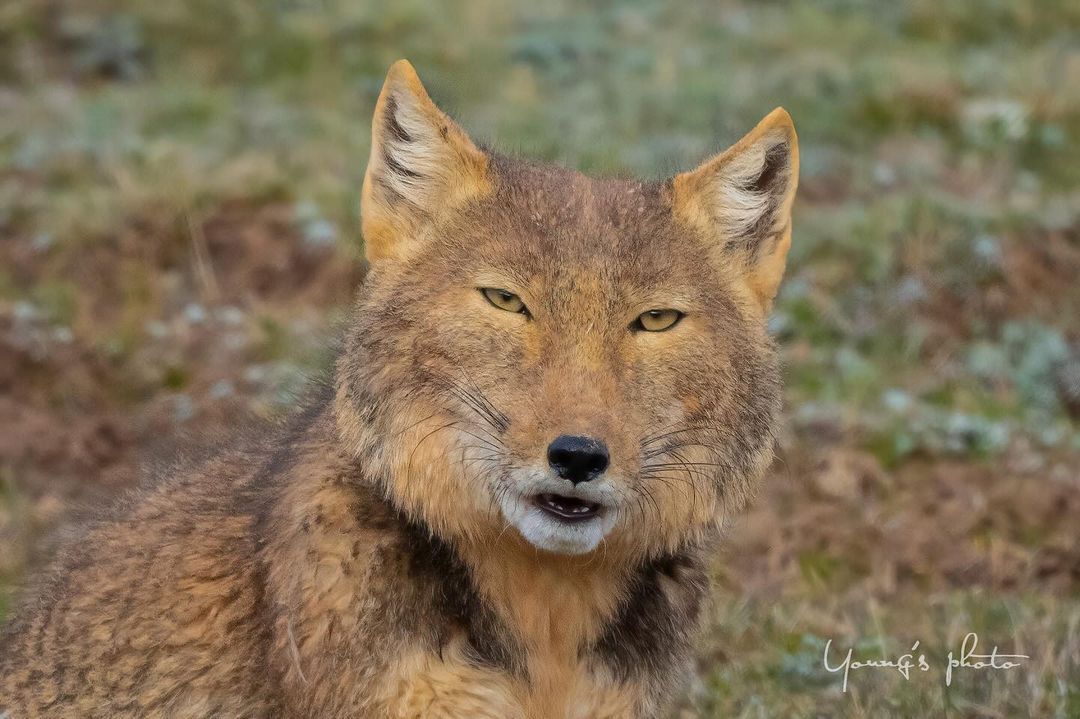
[
  {"xmin": 275, "ymin": 485, "xmax": 700, "ymax": 717},
  {"xmin": 380, "ymin": 645, "xmax": 644, "ymax": 719}
]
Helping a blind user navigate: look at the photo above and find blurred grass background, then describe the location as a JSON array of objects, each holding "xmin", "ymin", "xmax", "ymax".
[{"xmin": 1, "ymin": 1, "xmax": 1078, "ymax": 716}]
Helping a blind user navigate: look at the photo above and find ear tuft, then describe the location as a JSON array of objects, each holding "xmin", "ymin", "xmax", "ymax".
[
  {"xmin": 746, "ymin": 139, "xmax": 791, "ymax": 230},
  {"xmin": 672, "ymin": 108, "xmax": 799, "ymax": 310},
  {"xmin": 383, "ymin": 94, "xmax": 414, "ymax": 144},
  {"xmin": 361, "ymin": 60, "xmax": 490, "ymax": 262},
  {"xmin": 379, "ymin": 95, "xmax": 422, "ymax": 182}
]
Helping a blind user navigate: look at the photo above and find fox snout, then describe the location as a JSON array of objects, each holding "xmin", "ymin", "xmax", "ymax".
[{"xmin": 546, "ymin": 434, "xmax": 610, "ymax": 485}]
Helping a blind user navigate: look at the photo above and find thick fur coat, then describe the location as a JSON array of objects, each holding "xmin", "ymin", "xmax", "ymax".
[{"xmin": 0, "ymin": 60, "xmax": 798, "ymax": 718}]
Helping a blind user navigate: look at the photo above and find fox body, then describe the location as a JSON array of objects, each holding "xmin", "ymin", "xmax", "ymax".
[{"xmin": 0, "ymin": 61, "xmax": 798, "ymax": 718}]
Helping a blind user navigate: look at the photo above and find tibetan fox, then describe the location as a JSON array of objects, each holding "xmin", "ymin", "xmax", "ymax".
[{"xmin": 0, "ymin": 60, "xmax": 798, "ymax": 718}]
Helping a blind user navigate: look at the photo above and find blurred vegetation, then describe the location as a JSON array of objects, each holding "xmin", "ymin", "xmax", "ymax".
[
  {"xmin": 1, "ymin": 0, "xmax": 1078, "ymax": 715},
  {"xmin": 3, "ymin": 0, "xmax": 1078, "ymax": 462}
]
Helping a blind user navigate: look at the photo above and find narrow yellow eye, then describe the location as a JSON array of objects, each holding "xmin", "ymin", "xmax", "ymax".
[
  {"xmin": 635, "ymin": 309, "xmax": 683, "ymax": 332},
  {"xmin": 481, "ymin": 288, "xmax": 527, "ymax": 314}
]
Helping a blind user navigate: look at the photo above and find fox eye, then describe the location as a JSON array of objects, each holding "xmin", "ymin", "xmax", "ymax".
[
  {"xmin": 634, "ymin": 309, "xmax": 683, "ymax": 332},
  {"xmin": 481, "ymin": 288, "xmax": 528, "ymax": 315}
]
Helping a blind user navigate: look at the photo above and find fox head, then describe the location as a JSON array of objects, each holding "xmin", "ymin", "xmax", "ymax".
[{"xmin": 336, "ymin": 60, "xmax": 798, "ymax": 561}]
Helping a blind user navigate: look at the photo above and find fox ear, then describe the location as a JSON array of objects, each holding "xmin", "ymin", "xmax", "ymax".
[
  {"xmin": 361, "ymin": 60, "xmax": 491, "ymax": 262},
  {"xmin": 672, "ymin": 108, "xmax": 799, "ymax": 311}
]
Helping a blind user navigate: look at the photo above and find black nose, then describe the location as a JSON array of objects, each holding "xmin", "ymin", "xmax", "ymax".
[{"xmin": 547, "ymin": 435, "xmax": 610, "ymax": 485}]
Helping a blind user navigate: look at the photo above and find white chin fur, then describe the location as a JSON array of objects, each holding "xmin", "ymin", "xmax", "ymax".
[{"xmin": 496, "ymin": 470, "xmax": 619, "ymax": 555}]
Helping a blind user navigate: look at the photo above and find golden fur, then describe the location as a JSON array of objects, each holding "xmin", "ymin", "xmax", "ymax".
[{"xmin": 0, "ymin": 60, "xmax": 798, "ymax": 717}]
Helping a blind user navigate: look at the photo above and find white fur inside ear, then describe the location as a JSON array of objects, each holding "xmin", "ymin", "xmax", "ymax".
[
  {"xmin": 710, "ymin": 130, "xmax": 792, "ymax": 241},
  {"xmin": 377, "ymin": 90, "xmax": 459, "ymax": 208}
]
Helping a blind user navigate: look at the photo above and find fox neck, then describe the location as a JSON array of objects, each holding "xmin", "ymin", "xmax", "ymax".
[
  {"xmin": 454, "ymin": 531, "xmax": 634, "ymax": 709},
  {"xmin": 463, "ymin": 530, "xmax": 629, "ymax": 651}
]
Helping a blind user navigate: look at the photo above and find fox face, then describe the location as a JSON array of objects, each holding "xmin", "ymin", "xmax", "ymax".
[{"xmin": 336, "ymin": 61, "xmax": 798, "ymax": 561}]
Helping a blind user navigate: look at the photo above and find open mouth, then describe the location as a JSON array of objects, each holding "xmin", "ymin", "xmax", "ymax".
[{"xmin": 533, "ymin": 493, "xmax": 602, "ymax": 522}]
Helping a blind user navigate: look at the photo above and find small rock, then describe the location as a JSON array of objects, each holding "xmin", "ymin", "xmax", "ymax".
[
  {"xmin": 31, "ymin": 232, "xmax": 55, "ymax": 252},
  {"xmin": 183, "ymin": 303, "xmax": 207, "ymax": 324},
  {"xmin": 145, "ymin": 320, "xmax": 169, "ymax": 339},
  {"xmin": 882, "ymin": 388, "xmax": 913, "ymax": 413},
  {"xmin": 216, "ymin": 305, "xmax": 246, "ymax": 326},
  {"xmin": 302, "ymin": 218, "xmax": 338, "ymax": 248},
  {"xmin": 872, "ymin": 162, "xmax": 896, "ymax": 187},
  {"xmin": 13, "ymin": 301, "xmax": 39, "ymax": 323},
  {"xmin": 209, "ymin": 380, "xmax": 235, "ymax": 400},
  {"xmin": 243, "ymin": 365, "xmax": 268, "ymax": 385},
  {"xmin": 172, "ymin": 395, "xmax": 196, "ymax": 423}
]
